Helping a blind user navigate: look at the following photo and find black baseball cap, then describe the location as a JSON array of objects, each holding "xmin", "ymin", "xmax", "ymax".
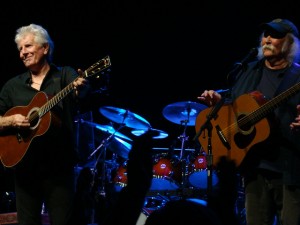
[{"xmin": 261, "ymin": 18, "xmax": 299, "ymax": 38}]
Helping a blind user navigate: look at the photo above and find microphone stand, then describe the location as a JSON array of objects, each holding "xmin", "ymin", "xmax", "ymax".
[
  {"xmin": 193, "ymin": 97, "xmax": 226, "ymax": 197},
  {"xmin": 193, "ymin": 47, "xmax": 257, "ymax": 198}
]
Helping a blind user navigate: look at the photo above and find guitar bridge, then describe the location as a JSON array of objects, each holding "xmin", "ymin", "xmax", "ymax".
[{"xmin": 216, "ymin": 125, "xmax": 230, "ymax": 150}]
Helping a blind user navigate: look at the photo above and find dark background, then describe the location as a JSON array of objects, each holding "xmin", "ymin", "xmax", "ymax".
[{"xmin": 1, "ymin": 1, "xmax": 300, "ymax": 166}]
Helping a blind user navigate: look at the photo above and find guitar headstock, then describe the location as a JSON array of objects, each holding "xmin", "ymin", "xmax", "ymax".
[{"xmin": 83, "ymin": 55, "xmax": 111, "ymax": 78}]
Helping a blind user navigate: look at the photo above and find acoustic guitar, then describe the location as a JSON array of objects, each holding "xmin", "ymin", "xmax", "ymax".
[
  {"xmin": 0, "ymin": 56, "xmax": 111, "ymax": 168},
  {"xmin": 195, "ymin": 83, "xmax": 300, "ymax": 167}
]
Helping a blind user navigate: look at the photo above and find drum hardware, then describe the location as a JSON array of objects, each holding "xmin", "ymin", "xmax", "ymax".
[
  {"xmin": 87, "ymin": 123, "xmax": 129, "ymax": 197},
  {"xmin": 162, "ymin": 100, "xmax": 221, "ymax": 195},
  {"xmin": 162, "ymin": 101, "xmax": 208, "ymax": 189},
  {"xmin": 88, "ymin": 122, "xmax": 132, "ymax": 159},
  {"xmin": 152, "ymin": 147, "xmax": 195, "ymax": 151},
  {"xmin": 176, "ymin": 116, "xmax": 191, "ymax": 189}
]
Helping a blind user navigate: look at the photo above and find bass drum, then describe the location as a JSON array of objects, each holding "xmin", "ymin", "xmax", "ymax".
[
  {"xmin": 187, "ymin": 152, "xmax": 218, "ymax": 189},
  {"xmin": 151, "ymin": 153, "xmax": 181, "ymax": 190}
]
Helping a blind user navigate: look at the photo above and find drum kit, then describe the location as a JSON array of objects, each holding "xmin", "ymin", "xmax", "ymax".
[{"xmin": 76, "ymin": 101, "xmax": 221, "ymax": 222}]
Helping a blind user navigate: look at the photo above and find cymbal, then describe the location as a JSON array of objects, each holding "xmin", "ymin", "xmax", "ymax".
[
  {"xmin": 99, "ymin": 106, "xmax": 151, "ymax": 129},
  {"xmin": 81, "ymin": 120, "xmax": 132, "ymax": 141},
  {"xmin": 162, "ymin": 101, "xmax": 207, "ymax": 126},
  {"xmin": 107, "ymin": 137, "xmax": 132, "ymax": 159},
  {"xmin": 131, "ymin": 128, "xmax": 168, "ymax": 139},
  {"xmin": 95, "ymin": 134, "xmax": 132, "ymax": 159}
]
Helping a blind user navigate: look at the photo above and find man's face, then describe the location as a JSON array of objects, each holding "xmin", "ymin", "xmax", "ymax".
[
  {"xmin": 261, "ymin": 29, "xmax": 288, "ymax": 59},
  {"xmin": 17, "ymin": 33, "xmax": 48, "ymax": 69}
]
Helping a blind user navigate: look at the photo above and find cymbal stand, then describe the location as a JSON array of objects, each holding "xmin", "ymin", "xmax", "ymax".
[
  {"xmin": 90, "ymin": 133, "xmax": 114, "ymax": 197},
  {"xmin": 178, "ymin": 119, "xmax": 189, "ymax": 188},
  {"xmin": 89, "ymin": 124, "xmax": 125, "ymax": 197}
]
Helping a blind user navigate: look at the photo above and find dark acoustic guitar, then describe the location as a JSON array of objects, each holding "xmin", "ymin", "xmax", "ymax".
[
  {"xmin": 0, "ymin": 56, "xmax": 111, "ymax": 168},
  {"xmin": 195, "ymin": 83, "xmax": 300, "ymax": 167}
]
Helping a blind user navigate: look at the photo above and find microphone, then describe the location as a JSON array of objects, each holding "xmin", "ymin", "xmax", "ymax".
[
  {"xmin": 227, "ymin": 47, "xmax": 258, "ymax": 85},
  {"xmin": 237, "ymin": 47, "xmax": 258, "ymax": 67}
]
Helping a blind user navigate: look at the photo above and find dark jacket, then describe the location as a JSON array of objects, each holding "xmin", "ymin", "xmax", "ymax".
[{"xmin": 229, "ymin": 60, "xmax": 300, "ymax": 186}]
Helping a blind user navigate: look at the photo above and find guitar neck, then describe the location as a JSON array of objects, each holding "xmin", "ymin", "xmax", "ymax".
[
  {"xmin": 247, "ymin": 82, "xmax": 300, "ymax": 125},
  {"xmin": 39, "ymin": 82, "xmax": 74, "ymax": 118},
  {"xmin": 33, "ymin": 55, "xmax": 111, "ymax": 121}
]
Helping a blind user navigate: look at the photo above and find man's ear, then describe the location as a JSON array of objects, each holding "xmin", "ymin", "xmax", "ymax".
[{"xmin": 43, "ymin": 43, "xmax": 49, "ymax": 55}]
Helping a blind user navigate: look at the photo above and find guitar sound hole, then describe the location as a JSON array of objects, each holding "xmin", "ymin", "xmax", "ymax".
[
  {"xmin": 234, "ymin": 127, "xmax": 256, "ymax": 149},
  {"xmin": 235, "ymin": 114, "xmax": 256, "ymax": 149},
  {"xmin": 237, "ymin": 114, "xmax": 252, "ymax": 132},
  {"xmin": 30, "ymin": 116, "xmax": 39, "ymax": 128}
]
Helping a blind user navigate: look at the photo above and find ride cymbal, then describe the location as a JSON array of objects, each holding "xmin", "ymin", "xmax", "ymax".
[
  {"xmin": 162, "ymin": 101, "xmax": 207, "ymax": 126},
  {"xmin": 131, "ymin": 128, "xmax": 168, "ymax": 139},
  {"xmin": 99, "ymin": 106, "xmax": 151, "ymax": 129}
]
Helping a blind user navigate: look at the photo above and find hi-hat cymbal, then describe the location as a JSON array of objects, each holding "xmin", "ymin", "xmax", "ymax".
[
  {"xmin": 162, "ymin": 101, "xmax": 207, "ymax": 126},
  {"xmin": 131, "ymin": 128, "xmax": 168, "ymax": 139},
  {"xmin": 99, "ymin": 106, "xmax": 151, "ymax": 129},
  {"xmin": 111, "ymin": 137, "xmax": 132, "ymax": 159},
  {"xmin": 81, "ymin": 120, "xmax": 132, "ymax": 141}
]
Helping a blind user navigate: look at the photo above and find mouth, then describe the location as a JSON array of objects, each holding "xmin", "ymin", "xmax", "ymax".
[
  {"xmin": 262, "ymin": 45, "xmax": 274, "ymax": 51},
  {"xmin": 23, "ymin": 57, "xmax": 32, "ymax": 63}
]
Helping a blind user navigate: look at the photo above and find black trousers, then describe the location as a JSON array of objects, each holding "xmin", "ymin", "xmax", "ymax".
[
  {"xmin": 245, "ymin": 171, "xmax": 283, "ymax": 225},
  {"xmin": 281, "ymin": 185, "xmax": 300, "ymax": 225}
]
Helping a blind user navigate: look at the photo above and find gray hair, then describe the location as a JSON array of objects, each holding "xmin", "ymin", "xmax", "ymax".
[
  {"xmin": 15, "ymin": 24, "xmax": 54, "ymax": 63},
  {"xmin": 257, "ymin": 32, "xmax": 300, "ymax": 65}
]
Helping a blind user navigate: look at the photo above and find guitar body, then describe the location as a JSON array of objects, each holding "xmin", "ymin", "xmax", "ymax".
[
  {"xmin": 0, "ymin": 92, "xmax": 51, "ymax": 167},
  {"xmin": 195, "ymin": 93, "xmax": 270, "ymax": 167}
]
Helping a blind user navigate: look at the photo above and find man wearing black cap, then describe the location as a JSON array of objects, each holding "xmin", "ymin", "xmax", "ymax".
[{"xmin": 198, "ymin": 18, "xmax": 300, "ymax": 225}]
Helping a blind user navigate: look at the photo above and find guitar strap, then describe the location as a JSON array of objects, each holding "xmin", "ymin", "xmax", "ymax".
[{"xmin": 274, "ymin": 63, "xmax": 300, "ymax": 96}]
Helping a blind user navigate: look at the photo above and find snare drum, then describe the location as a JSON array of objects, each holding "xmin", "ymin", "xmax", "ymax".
[
  {"xmin": 151, "ymin": 153, "xmax": 180, "ymax": 190},
  {"xmin": 188, "ymin": 153, "xmax": 218, "ymax": 189}
]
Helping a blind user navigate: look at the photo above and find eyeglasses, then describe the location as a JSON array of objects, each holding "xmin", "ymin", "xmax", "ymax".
[{"xmin": 263, "ymin": 30, "xmax": 286, "ymax": 39}]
